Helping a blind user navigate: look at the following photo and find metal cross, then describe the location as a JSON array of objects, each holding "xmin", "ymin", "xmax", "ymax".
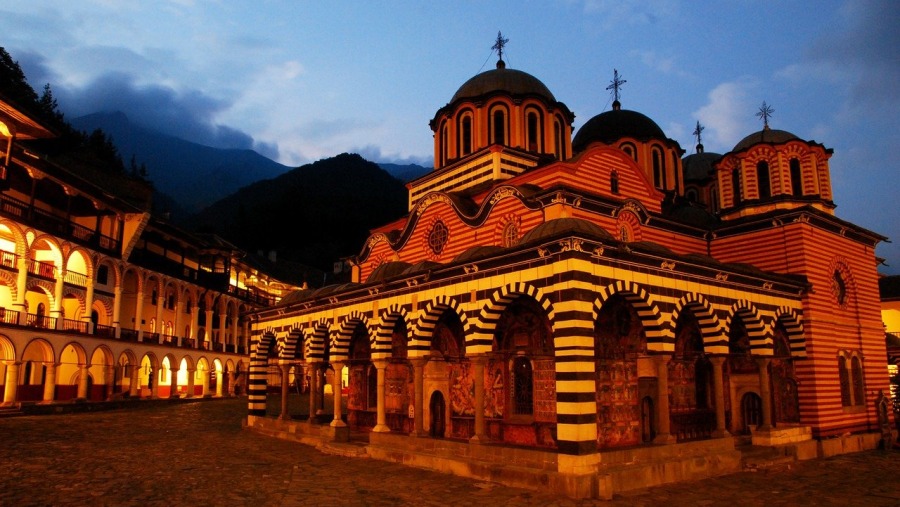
[
  {"xmin": 693, "ymin": 121, "xmax": 705, "ymax": 146},
  {"xmin": 606, "ymin": 69, "xmax": 626, "ymax": 103},
  {"xmin": 492, "ymin": 31, "xmax": 509, "ymax": 62},
  {"xmin": 756, "ymin": 101, "xmax": 774, "ymax": 129}
]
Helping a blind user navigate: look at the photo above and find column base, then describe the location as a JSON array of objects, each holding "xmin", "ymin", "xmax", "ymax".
[
  {"xmin": 330, "ymin": 419, "xmax": 347, "ymax": 428},
  {"xmin": 411, "ymin": 430, "xmax": 429, "ymax": 438},
  {"xmin": 469, "ymin": 434, "xmax": 489, "ymax": 445},
  {"xmin": 712, "ymin": 429, "xmax": 732, "ymax": 438},
  {"xmin": 653, "ymin": 433, "xmax": 677, "ymax": 445},
  {"xmin": 372, "ymin": 424, "xmax": 391, "ymax": 433}
]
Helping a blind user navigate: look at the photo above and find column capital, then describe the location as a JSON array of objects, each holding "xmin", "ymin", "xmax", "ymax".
[
  {"xmin": 709, "ymin": 355, "xmax": 727, "ymax": 366},
  {"xmin": 470, "ymin": 354, "xmax": 489, "ymax": 365},
  {"xmin": 372, "ymin": 358, "xmax": 389, "ymax": 369},
  {"xmin": 410, "ymin": 357, "xmax": 428, "ymax": 368}
]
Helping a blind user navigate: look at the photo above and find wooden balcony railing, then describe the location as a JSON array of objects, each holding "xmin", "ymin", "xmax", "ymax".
[
  {"xmin": 64, "ymin": 269, "xmax": 89, "ymax": 287},
  {"xmin": 24, "ymin": 312, "xmax": 56, "ymax": 329}
]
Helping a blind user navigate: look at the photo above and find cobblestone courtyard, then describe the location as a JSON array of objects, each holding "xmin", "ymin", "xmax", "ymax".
[{"xmin": 2, "ymin": 398, "xmax": 899, "ymax": 506}]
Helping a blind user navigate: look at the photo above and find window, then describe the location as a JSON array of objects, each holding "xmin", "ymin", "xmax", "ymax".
[
  {"xmin": 651, "ymin": 147, "xmax": 665, "ymax": 189},
  {"xmin": 502, "ymin": 221, "xmax": 519, "ymax": 247},
  {"xmin": 610, "ymin": 171, "xmax": 620, "ymax": 194},
  {"xmin": 512, "ymin": 357, "xmax": 533, "ymax": 415},
  {"xmin": 839, "ymin": 352, "xmax": 867, "ymax": 407},
  {"xmin": 731, "ymin": 168, "xmax": 742, "ymax": 206},
  {"xmin": 428, "ymin": 220, "xmax": 449, "ymax": 256},
  {"xmin": 790, "ymin": 158, "xmax": 803, "ymax": 197},
  {"xmin": 460, "ymin": 116, "xmax": 472, "ymax": 156},
  {"xmin": 491, "ymin": 108, "xmax": 507, "ymax": 145},
  {"xmin": 554, "ymin": 118, "xmax": 565, "ymax": 160},
  {"xmin": 526, "ymin": 110, "xmax": 540, "ymax": 152},
  {"xmin": 833, "ymin": 269, "xmax": 848, "ymax": 306},
  {"xmin": 440, "ymin": 123, "xmax": 449, "ymax": 166},
  {"xmin": 97, "ymin": 265, "xmax": 109, "ymax": 285},
  {"xmin": 620, "ymin": 143, "xmax": 636, "ymax": 162},
  {"xmin": 851, "ymin": 356, "xmax": 865, "ymax": 405},
  {"xmin": 756, "ymin": 161, "xmax": 771, "ymax": 198},
  {"xmin": 685, "ymin": 188, "xmax": 698, "ymax": 202}
]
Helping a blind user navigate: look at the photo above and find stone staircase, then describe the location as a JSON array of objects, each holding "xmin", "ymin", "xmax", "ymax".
[{"xmin": 0, "ymin": 405, "xmax": 24, "ymax": 418}]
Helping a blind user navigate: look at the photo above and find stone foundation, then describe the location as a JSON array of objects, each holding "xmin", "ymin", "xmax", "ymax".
[{"xmin": 245, "ymin": 415, "xmax": 349, "ymax": 445}]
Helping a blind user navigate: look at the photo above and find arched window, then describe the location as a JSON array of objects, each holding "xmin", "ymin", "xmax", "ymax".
[
  {"xmin": 610, "ymin": 170, "xmax": 620, "ymax": 194},
  {"xmin": 838, "ymin": 355, "xmax": 852, "ymax": 406},
  {"xmin": 710, "ymin": 184, "xmax": 719, "ymax": 212},
  {"xmin": 620, "ymin": 143, "xmax": 637, "ymax": 162},
  {"xmin": 685, "ymin": 188, "xmax": 698, "ymax": 202},
  {"xmin": 512, "ymin": 356, "xmax": 533, "ymax": 415},
  {"xmin": 554, "ymin": 117, "xmax": 565, "ymax": 160},
  {"xmin": 440, "ymin": 122, "xmax": 449, "ymax": 166},
  {"xmin": 459, "ymin": 114, "xmax": 473, "ymax": 156},
  {"xmin": 526, "ymin": 110, "xmax": 541, "ymax": 152},
  {"xmin": 756, "ymin": 161, "xmax": 771, "ymax": 198},
  {"xmin": 731, "ymin": 168, "xmax": 742, "ymax": 206},
  {"xmin": 851, "ymin": 356, "xmax": 865, "ymax": 406},
  {"xmin": 502, "ymin": 221, "xmax": 519, "ymax": 247},
  {"xmin": 490, "ymin": 107, "xmax": 507, "ymax": 146},
  {"xmin": 651, "ymin": 147, "xmax": 664, "ymax": 189},
  {"xmin": 790, "ymin": 158, "xmax": 803, "ymax": 197}
]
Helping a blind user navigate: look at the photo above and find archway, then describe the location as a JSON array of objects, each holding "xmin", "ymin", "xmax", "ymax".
[
  {"xmin": 429, "ymin": 391, "xmax": 446, "ymax": 438},
  {"xmin": 594, "ymin": 294, "xmax": 648, "ymax": 448},
  {"xmin": 740, "ymin": 392, "xmax": 763, "ymax": 434},
  {"xmin": 490, "ymin": 295, "xmax": 555, "ymax": 447},
  {"xmin": 669, "ymin": 309, "xmax": 713, "ymax": 441},
  {"xmin": 347, "ymin": 322, "xmax": 374, "ymax": 430}
]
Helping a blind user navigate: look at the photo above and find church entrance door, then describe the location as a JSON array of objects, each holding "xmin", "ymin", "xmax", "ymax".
[{"xmin": 429, "ymin": 391, "xmax": 445, "ymax": 438}]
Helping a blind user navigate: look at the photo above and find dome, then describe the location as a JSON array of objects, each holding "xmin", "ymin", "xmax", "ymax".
[
  {"xmin": 450, "ymin": 61, "xmax": 556, "ymax": 103},
  {"xmin": 519, "ymin": 217, "xmax": 615, "ymax": 245},
  {"xmin": 572, "ymin": 106, "xmax": 666, "ymax": 152},
  {"xmin": 682, "ymin": 147, "xmax": 722, "ymax": 183},
  {"xmin": 732, "ymin": 128, "xmax": 800, "ymax": 153}
]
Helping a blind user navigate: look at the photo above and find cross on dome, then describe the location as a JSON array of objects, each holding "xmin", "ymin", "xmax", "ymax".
[
  {"xmin": 756, "ymin": 101, "xmax": 774, "ymax": 130},
  {"xmin": 492, "ymin": 31, "xmax": 509, "ymax": 66},
  {"xmin": 607, "ymin": 69, "xmax": 626, "ymax": 110}
]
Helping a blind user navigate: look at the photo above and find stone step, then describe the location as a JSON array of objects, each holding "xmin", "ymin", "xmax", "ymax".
[
  {"xmin": 740, "ymin": 445, "xmax": 796, "ymax": 472},
  {"xmin": 317, "ymin": 441, "xmax": 369, "ymax": 458},
  {"xmin": 0, "ymin": 406, "xmax": 24, "ymax": 418}
]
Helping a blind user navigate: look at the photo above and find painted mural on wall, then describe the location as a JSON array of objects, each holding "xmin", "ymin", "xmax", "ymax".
[{"xmin": 596, "ymin": 360, "xmax": 640, "ymax": 447}]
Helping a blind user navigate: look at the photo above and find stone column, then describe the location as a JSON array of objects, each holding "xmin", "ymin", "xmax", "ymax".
[
  {"xmin": 710, "ymin": 356, "xmax": 730, "ymax": 438},
  {"xmin": 150, "ymin": 368, "xmax": 160, "ymax": 399},
  {"xmin": 173, "ymin": 300, "xmax": 184, "ymax": 344},
  {"xmin": 3, "ymin": 361, "xmax": 19, "ymax": 405},
  {"xmin": 280, "ymin": 363, "xmax": 290, "ymax": 420},
  {"xmin": 308, "ymin": 362, "xmax": 319, "ymax": 422},
  {"xmin": 129, "ymin": 364, "xmax": 140, "ymax": 397},
  {"xmin": 217, "ymin": 311, "xmax": 227, "ymax": 348},
  {"xmin": 372, "ymin": 360, "xmax": 390, "ymax": 433},
  {"xmin": 185, "ymin": 368, "xmax": 196, "ymax": 398},
  {"xmin": 231, "ymin": 316, "xmax": 240, "ymax": 349},
  {"xmin": 13, "ymin": 257, "xmax": 27, "ymax": 313},
  {"xmin": 104, "ymin": 365, "xmax": 115, "ymax": 400},
  {"xmin": 653, "ymin": 355, "xmax": 676, "ymax": 444},
  {"xmin": 215, "ymin": 370, "xmax": 224, "ymax": 397},
  {"xmin": 134, "ymin": 291, "xmax": 145, "ymax": 341},
  {"xmin": 411, "ymin": 358, "xmax": 427, "ymax": 437},
  {"xmin": 82, "ymin": 282, "xmax": 95, "ymax": 333},
  {"xmin": 757, "ymin": 357, "xmax": 773, "ymax": 431},
  {"xmin": 191, "ymin": 305, "xmax": 200, "ymax": 346},
  {"xmin": 155, "ymin": 296, "xmax": 164, "ymax": 340},
  {"xmin": 169, "ymin": 364, "xmax": 179, "ymax": 398},
  {"xmin": 330, "ymin": 362, "xmax": 346, "ymax": 427},
  {"xmin": 201, "ymin": 368, "xmax": 210, "ymax": 397},
  {"xmin": 77, "ymin": 364, "xmax": 90, "ymax": 399},
  {"xmin": 112, "ymin": 286, "xmax": 122, "ymax": 338},
  {"xmin": 470, "ymin": 355, "xmax": 488, "ymax": 443},
  {"xmin": 204, "ymin": 309, "xmax": 214, "ymax": 347},
  {"xmin": 41, "ymin": 362, "xmax": 57, "ymax": 403},
  {"xmin": 51, "ymin": 270, "xmax": 65, "ymax": 329}
]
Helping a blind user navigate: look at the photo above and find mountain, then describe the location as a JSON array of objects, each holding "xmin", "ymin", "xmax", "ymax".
[
  {"xmin": 190, "ymin": 153, "xmax": 408, "ymax": 273},
  {"xmin": 378, "ymin": 162, "xmax": 430, "ymax": 182},
  {"xmin": 70, "ymin": 111, "xmax": 290, "ymax": 214}
]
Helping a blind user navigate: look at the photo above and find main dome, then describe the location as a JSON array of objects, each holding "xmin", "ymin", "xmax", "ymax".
[
  {"xmin": 450, "ymin": 61, "xmax": 556, "ymax": 103},
  {"xmin": 572, "ymin": 106, "xmax": 666, "ymax": 152}
]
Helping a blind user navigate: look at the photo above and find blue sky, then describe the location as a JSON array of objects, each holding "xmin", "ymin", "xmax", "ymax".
[{"xmin": 3, "ymin": 0, "xmax": 898, "ymax": 272}]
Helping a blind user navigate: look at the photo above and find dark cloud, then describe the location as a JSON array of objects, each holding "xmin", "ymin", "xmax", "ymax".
[{"xmin": 22, "ymin": 64, "xmax": 278, "ymax": 159}]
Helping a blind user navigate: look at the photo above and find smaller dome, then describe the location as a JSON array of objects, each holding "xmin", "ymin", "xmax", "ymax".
[
  {"xmin": 572, "ymin": 108, "xmax": 666, "ymax": 152},
  {"xmin": 519, "ymin": 217, "xmax": 615, "ymax": 245},
  {"xmin": 682, "ymin": 149, "xmax": 721, "ymax": 183},
  {"xmin": 732, "ymin": 128, "xmax": 800, "ymax": 152},
  {"xmin": 451, "ymin": 62, "xmax": 556, "ymax": 103}
]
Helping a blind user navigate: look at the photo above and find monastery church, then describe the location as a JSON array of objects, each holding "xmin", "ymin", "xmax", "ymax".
[{"xmin": 246, "ymin": 40, "xmax": 889, "ymax": 499}]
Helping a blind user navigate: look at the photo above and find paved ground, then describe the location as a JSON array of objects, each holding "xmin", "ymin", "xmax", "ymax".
[{"xmin": 1, "ymin": 397, "xmax": 899, "ymax": 506}]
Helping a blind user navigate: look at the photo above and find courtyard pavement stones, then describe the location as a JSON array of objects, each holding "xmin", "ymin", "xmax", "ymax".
[{"xmin": 1, "ymin": 397, "xmax": 899, "ymax": 506}]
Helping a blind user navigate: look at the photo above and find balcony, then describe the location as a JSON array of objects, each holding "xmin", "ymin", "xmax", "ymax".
[
  {"xmin": 0, "ymin": 307, "xmax": 248, "ymax": 355},
  {"xmin": 0, "ymin": 193, "xmax": 120, "ymax": 255}
]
